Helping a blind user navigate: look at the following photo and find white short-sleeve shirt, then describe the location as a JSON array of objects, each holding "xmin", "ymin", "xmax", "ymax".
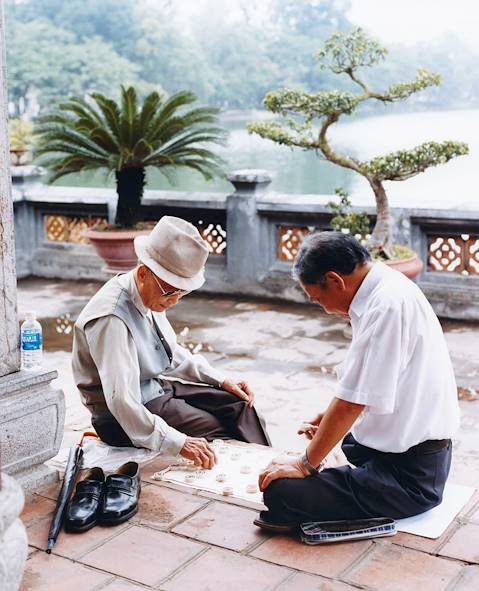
[{"xmin": 336, "ymin": 263, "xmax": 460, "ymax": 452}]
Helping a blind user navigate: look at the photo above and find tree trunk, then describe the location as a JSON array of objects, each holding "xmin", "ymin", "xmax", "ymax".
[
  {"xmin": 114, "ymin": 168, "xmax": 146, "ymax": 228},
  {"xmin": 367, "ymin": 178, "xmax": 393, "ymax": 256}
]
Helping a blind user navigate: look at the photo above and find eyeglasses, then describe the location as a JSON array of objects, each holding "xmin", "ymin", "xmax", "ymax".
[{"xmin": 150, "ymin": 271, "xmax": 188, "ymax": 298}]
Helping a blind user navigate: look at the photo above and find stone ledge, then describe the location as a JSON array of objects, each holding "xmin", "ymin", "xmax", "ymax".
[
  {"xmin": 0, "ymin": 369, "xmax": 58, "ymax": 397},
  {"xmin": 0, "ymin": 369, "xmax": 65, "ymax": 493}
]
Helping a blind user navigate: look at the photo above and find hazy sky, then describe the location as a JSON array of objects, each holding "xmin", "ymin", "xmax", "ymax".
[
  {"xmin": 349, "ymin": 0, "xmax": 479, "ymax": 47},
  {"xmin": 173, "ymin": 0, "xmax": 479, "ymax": 48}
]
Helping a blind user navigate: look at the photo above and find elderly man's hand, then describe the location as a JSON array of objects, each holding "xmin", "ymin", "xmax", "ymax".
[
  {"xmin": 180, "ymin": 437, "xmax": 217, "ymax": 469},
  {"xmin": 222, "ymin": 379, "xmax": 256, "ymax": 407},
  {"xmin": 258, "ymin": 455, "xmax": 308, "ymax": 491}
]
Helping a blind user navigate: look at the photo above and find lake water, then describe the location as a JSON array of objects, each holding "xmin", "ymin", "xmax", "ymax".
[{"xmin": 56, "ymin": 109, "xmax": 479, "ymax": 210}]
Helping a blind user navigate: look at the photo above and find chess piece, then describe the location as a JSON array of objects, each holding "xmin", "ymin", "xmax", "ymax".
[
  {"xmin": 240, "ymin": 465, "xmax": 252, "ymax": 474},
  {"xmin": 222, "ymin": 486, "xmax": 234, "ymax": 496},
  {"xmin": 231, "ymin": 452, "xmax": 241, "ymax": 461},
  {"xmin": 184, "ymin": 474, "xmax": 196, "ymax": 484},
  {"xmin": 216, "ymin": 473, "xmax": 227, "ymax": 483},
  {"xmin": 246, "ymin": 484, "xmax": 258, "ymax": 494}
]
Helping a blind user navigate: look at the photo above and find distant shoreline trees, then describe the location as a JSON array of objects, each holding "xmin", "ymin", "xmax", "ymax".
[{"xmin": 5, "ymin": 0, "xmax": 479, "ymax": 117}]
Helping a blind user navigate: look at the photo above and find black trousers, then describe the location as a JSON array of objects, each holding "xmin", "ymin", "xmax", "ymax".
[
  {"xmin": 92, "ymin": 379, "xmax": 271, "ymax": 448},
  {"xmin": 263, "ymin": 433, "xmax": 452, "ymax": 523}
]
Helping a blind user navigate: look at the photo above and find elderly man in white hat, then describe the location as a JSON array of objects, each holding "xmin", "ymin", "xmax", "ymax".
[{"xmin": 72, "ymin": 216, "xmax": 270, "ymax": 468}]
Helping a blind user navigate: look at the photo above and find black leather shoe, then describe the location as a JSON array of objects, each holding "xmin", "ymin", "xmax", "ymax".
[
  {"xmin": 65, "ymin": 467, "xmax": 105, "ymax": 533},
  {"xmin": 253, "ymin": 510, "xmax": 298, "ymax": 533},
  {"xmin": 100, "ymin": 462, "xmax": 141, "ymax": 526}
]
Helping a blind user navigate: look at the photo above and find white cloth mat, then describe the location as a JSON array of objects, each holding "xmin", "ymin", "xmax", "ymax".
[
  {"xmin": 396, "ymin": 482, "xmax": 475, "ymax": 539},
  {"xmin": 48, "ymin": 438, "xmax": 163, "ymax": 474}
]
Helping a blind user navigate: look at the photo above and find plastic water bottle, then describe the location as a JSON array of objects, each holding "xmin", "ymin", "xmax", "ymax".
[{"xmin": 21, "ymin": 311, "xmax": 43, "ymax": 370}]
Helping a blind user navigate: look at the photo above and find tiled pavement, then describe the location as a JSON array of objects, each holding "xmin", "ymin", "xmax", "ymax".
[
  {"xmin": 20, "ymin": 462, "xmax": 479, "ymax": 591},
  {"xmin": 17, "ymin": 279, "xmax": 479, "ymax": 590}
]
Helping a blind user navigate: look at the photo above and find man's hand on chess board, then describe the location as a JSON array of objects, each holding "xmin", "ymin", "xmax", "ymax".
[{"xmin": 180, "ymin": 436, "xmax": 218, "ymax": 469}]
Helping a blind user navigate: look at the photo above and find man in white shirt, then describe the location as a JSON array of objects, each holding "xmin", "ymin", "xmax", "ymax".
[
  {"xmin": 73, "ymin": 216, "xmax": 270, "ymax": 469},
  {"xmin": 255, "ymin": 231, "xmax": 459, "ymax": 531}
]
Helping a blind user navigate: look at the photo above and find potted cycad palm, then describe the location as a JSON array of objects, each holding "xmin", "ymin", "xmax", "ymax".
[
  {"xmin": 35, "ymin": 86, "xmax": 226, "ymax": 271},
  {"xmin": 248, "ymin": 29, "xmax": 469, "ymax": 279}
]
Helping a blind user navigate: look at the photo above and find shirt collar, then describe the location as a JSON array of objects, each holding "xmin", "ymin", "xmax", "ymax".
[
  {"xmin": 349, "ymin": 263, "xmax": 390, "ymax": 318},
  {"xmin": 117, "ymin": 270, "xmax": 149, "ymax": 317}
]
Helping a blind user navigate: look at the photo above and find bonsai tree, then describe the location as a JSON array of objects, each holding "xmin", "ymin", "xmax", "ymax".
[
  {"xmin": 248, "ymin": 28, "xmax": 469, "ymax": 257},
  {"xmin": 35, "ymin": 86, "xmax": 226, "ymax": 227},
  {"xmin": 328, "ymin": 187, "xmax": 371, "ymax": 240},
  {"xmin": 9, "ymin": 118, "xmax": 34, "ymax": 164}
]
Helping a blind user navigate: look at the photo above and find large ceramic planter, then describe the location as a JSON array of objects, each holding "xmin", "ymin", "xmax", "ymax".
[
  {"xmin": 84, "ymin": 229, "xmax": 150, "ymax": 272},
  {"xmin": 385, "ymin": 253, "xmax": 424, "ymax": 280}
]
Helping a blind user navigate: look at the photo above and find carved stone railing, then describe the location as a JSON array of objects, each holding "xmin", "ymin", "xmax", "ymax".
[{"xmin": 12, "ymin": 168, "xmax": 479, "ymax": 320}]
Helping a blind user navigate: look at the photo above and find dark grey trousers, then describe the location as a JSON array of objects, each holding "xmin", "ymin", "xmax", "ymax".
[
  {"xmin": 92, "ymin": 379, "xmax": 271, "ymax": 448},
  {"xmin": 263, "ymin": 433, "xmax": 452, "ymax": 523}
]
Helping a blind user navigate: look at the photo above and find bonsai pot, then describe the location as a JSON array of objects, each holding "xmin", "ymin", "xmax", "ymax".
[
  {"xmin": 10, "ymin": 149, "xmax": 30, "ymax": 166},
  {"xmin": 385, "ymin": 253, "xmax": 424, "ymax": 280},
  {"xmin": 84, "ymin": 228, "xmax": 150, "ymax": 272}
]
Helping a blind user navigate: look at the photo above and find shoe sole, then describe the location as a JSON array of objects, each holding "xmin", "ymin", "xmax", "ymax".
[
  {"xmin": 64, "ymin": 519, "xmax": 98, "ymax": 534},
  {"xmin": 253, "ymin": 518, "xmax": 298, "ymax": 533},
  {"xmin": 99, "ymin": 504, "xmax": 138, "ymax": 527}
]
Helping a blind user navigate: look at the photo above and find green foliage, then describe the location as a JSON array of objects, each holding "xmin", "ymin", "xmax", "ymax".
[
  {"xmin": 5, "ymin": 0, "xmax": 479, "ymax": 114},
  {"xmin": 35, "ymin": 86, "xmax": 227, "ymax": 226},
  {"xmin": 8, "ymin": 118, "xmax": 34, "ymax": 151},
  {"xmin": 5, "ymin": 20, "xmax": 143, "ymax": 114},
  {"xmin": 5, "ymin": 0, "xmax": 357, "ymax": 113},
  {"xmin": 360, "ymin": 141, "xmax": 470, "ymax": 181},
  {"xmin": 327, "ymin": 188, "xmax": 371, "ymax": 238},
  {"xmin": 263, "ymin": 89, "xmax": 360, "ymax": 118},
  {"xmin": 316, "ymin": 28, "xmax": 387, "ymax": 74},
  {"xmin": 386, "ymin": 69, "xmax": 442, "ymax": 101},
  {"xmin": 10, "ymin": 0, "xmax": 143, "ymax": 58},
  {"xmin": 246, "ymin": 121, "xmax": 309, "ymax": 148},
  {"xmin": 249, "ymin": 27, "xmax": 469, "ymax": 253}
]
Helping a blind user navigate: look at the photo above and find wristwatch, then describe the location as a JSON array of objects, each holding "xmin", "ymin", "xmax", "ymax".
[{"xmin": 301, "ymin": 450, "xmax": 326, "ymax": 475}]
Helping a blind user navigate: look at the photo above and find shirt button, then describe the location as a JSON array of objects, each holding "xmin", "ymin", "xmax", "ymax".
[{"xmin": 155, "ymin": 345, "xmax": 161, "ymax": 350}]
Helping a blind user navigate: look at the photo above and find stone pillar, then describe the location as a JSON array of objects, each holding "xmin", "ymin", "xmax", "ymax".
[
  {"xmin": 226, "ymin": 169, "xmax": 272, "ymax": 289},
  {"xmin": 0, "ymin": 2, "xmax": 20, "ymax": 377},
  {"xmin": 0, "ymin": 6, "xmax": 28, "ymax": 589},
  {"xmin": 0, "ymin": 0, "xmax": 65, "ymax": 495}
]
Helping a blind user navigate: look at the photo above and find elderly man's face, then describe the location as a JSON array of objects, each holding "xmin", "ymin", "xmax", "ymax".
[
  {"xmin": 301, "ymin": 274, "xmax": 351, "ymax": 319},
  {"xmin": 137, "ymin": 265, "xmax": 188, "ymax": 312}
]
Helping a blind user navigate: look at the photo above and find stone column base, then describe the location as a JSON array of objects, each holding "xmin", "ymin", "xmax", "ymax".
[
  {"xmin": 0, "ymin": 369, "xmax": 65, "ymax": 493},
  {"xmin": 0, "ymin": 474, "xmax": 28, "ymax": 591}
]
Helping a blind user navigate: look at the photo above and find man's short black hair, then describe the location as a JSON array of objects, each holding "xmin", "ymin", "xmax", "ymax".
[{"xmin": 292, "ymin": 231, "xmax": 372, "ymax": 286}]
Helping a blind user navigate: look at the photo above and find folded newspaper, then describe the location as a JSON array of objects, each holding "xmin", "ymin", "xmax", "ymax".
[{"xmin": 300, "ymin": 517, "xmax": 397, "ymax": 544}]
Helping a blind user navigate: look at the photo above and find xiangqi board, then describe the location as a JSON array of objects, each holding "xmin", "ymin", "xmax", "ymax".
[{"xmin": 152, "ymin": 440, "xmax": 289, "ymax": 507}]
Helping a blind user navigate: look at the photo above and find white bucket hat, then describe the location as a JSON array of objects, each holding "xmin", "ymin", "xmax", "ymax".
[{"xmin": 134, "ymin": 216, "xmax": 209, "ymax": 291}]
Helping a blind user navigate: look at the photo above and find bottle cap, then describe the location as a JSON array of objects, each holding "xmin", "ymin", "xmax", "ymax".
[{"xmin": 25, "ymin": 311, "xmax": 36, "ymax": 320}]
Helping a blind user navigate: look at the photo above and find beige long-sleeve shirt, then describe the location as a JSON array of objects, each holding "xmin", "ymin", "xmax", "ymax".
[{"xmin": 84, "ymin": 271, "xmax": 227, "ymax": 455}]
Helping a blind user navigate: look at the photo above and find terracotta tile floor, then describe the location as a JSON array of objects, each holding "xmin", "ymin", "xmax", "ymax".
[
  {"xmin": 17, "ymin": 284, "xmax": 479, "ymax": 590},
  {"xmin": 20, "ymin": 464, "xmax": 479, "ymax": 591}
]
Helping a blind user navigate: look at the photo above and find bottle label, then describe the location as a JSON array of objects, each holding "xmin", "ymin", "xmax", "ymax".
[{"xmin": 21, "ymin": 330, "xmax": 42, "ymax": 351}]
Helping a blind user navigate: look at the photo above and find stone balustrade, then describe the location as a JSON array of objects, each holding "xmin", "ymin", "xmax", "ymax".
[{"xmin": 12, "ymin": 167, "xmax": 479, "ymax": 321}]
